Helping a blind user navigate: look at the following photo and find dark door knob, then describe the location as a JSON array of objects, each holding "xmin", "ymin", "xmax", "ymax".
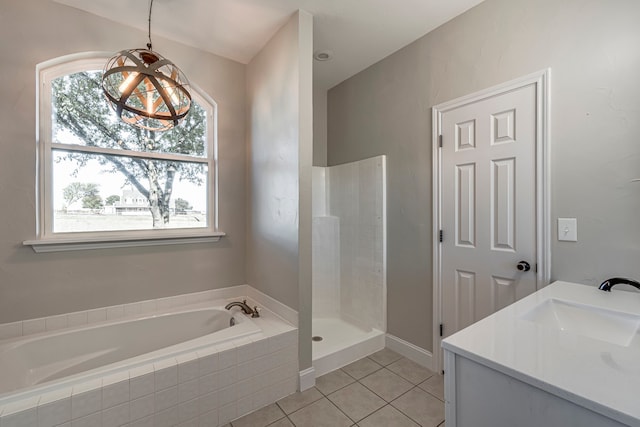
[{"xmin": 517, "ymin": 261, "xmax": 531, "ymax": 272}]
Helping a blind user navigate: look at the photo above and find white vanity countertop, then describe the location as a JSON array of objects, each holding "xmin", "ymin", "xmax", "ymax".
[{"xmin": 442, "ymin": 281, "xmax": 640, "ymax": 427}]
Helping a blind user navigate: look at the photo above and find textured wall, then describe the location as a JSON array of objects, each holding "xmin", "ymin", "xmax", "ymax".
[
  {"xmin": 246, "ymin": 11, "xmax": 313, "ymax": 370},
  {"xmin": 328, "ymin": 0, "xmax": 640, "ymax": 351},
  {"xmin": 246, "ymin": 14, "xmax": 301, "ymax": 312},
  {"xmin": 0, "ymin": 1, "xmax": 247, "ymax": 323}
]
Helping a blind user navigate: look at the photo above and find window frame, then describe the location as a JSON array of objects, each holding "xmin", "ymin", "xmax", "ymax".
[{"xmin": 24, "ymin": 52, "xmax": 223, "ymax": 252}]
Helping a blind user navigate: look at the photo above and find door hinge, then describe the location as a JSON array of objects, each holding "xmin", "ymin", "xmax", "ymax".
[
  {"xmin": 438, "ymin": 134, "xmax": 443, "ymax": 147},
  {"xmin": 439, "ymin": 230, "xmax": 443, "ymax": 242},
  {"xmin": 439, "ymin": 323, "xmax": 444, "ymax": 337},
  {"xmin": 535, "ymin": 263, "xmax": 538, "ymax": 273}
]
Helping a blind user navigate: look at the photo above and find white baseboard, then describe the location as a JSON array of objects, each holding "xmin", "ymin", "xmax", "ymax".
[
  {"xmin": 386, "ymin": 333, "xmax": 433, "ymax": 371},
  {"xmin": 299, "ymin": 367, "xmax": 316, "ymax": 391}
]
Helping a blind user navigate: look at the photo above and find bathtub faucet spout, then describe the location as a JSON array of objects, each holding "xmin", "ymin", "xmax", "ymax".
[{"xmin": 225, "ymin": 300, "xmax": 260, "ymax": 318}]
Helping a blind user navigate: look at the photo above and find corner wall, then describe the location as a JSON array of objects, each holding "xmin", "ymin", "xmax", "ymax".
[
  {"xmin": 246, "ymin": 11, "xmax": 314, "ymax": 371},
  {"xmin": 327, "ymin": 0, "xmax": 640, "ymax": 351},
  {"xmin": 0, "ymin": 1, "xmax": 246, "ymax": 323}
]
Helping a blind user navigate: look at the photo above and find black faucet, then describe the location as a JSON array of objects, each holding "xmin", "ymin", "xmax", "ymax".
[
  {"xmin": 224, "ymin": 299, "xmax": 260, "ymax": 317},
  {"xmin": 598, "ymin": 277, "xmax": 640, "ymax": 292}
]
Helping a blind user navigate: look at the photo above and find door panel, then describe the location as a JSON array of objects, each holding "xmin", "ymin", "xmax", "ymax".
[
  {"xmin": 441, "ymin": 83, "xmax": 537, "ymax": 338},
  {"xmin": 456, "ymin": 163, "xmax": 476, "ymax": 247},
  {"xmin": 492, "ymin": 157, "xmax": 515, "ymax": 251},
  {"xmin": 491, "ymin": 276, "xmax": 517, "ymax": 312},
  {"xmin": 454, "ymin": 270, "xmax": 476, "ymax": 331}
]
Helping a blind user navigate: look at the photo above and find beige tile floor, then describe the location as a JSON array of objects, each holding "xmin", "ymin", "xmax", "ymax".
[{"xmin": 227, "ymin": 348, "xmax": 445, "ymax": 427}]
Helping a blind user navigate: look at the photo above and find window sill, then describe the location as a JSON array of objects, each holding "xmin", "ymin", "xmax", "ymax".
[{"xmin": 23, "ymin": 232, "xmax": 226, "ymax": 253}]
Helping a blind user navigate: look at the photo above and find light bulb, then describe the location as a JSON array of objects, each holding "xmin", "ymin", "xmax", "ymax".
[
  {"xmin": 118, "ymin": 72, "xmax": 138, "ymax": 94},
  {"xmin": 147, "ymin": 91, "xmax": 154, "ymax": 115},
  {"xmin": 162, "ymin": 81, "xmax": 180, "ymax": 105}
]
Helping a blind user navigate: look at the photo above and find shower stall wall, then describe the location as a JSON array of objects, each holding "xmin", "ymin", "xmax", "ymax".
[{"xmin": 312, "ymin": 155, "xmax": 386, "ymax": 376}]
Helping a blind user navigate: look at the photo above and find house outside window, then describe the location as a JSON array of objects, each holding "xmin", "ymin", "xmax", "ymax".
[{"xmin": 27, "ymin": 53, "xmax": 222, "ymax": 251}]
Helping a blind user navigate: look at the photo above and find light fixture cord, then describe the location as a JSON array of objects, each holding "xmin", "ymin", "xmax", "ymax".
[{"xmin": 147, "ymin": 0, "xmax": 154, "ymax": 50}]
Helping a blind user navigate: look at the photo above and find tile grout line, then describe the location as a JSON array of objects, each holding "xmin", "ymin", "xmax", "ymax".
[
  {"xmin": 267, "ymin": 352, "xmax": 444, "ymax": 427},
  {"xmin": 323, "ymin": 365, "xmax": 387, "ymax": 424},
  {"xmin": 341, "ymin": 361, "xmax": 384, "ymax": 381},
  {"xmin": 324, "ymin": 390, "xmax": 365, "ymax": 425},
  {"xmin": 418, "ymin": 385, "xmax": 445, "ymax": 403},
  {"xmin": 280, "ymin": 389, "xmax": 352, "ymax": 426},
  {"xmin": 274, "ymin": 390, "xmax": 324, "ymax": 425},
  {"xmin": 354, "ymin": 364, "xmax": 442, "ymax": 406},
  {"xmin": 322, "ymin": 355, "xmax": 431, "ymax": 425},
  {"xmin": 394, "ymin": 376, "xmax": 448, "ymax": 404},
  {"xmin": 396, "ymin": 384, "xmax": 447, "ymax": 426},
  {"xmin": 386, "ymin": 385, "xmax": 433, "ymax": 426},
  {"xmin": 315, "ymin": 369, "xmax": 357, "ymax": 396},
  {"xmin": 356, "ymin": 366, "xmax": 416, "ymax": 398},
  {"xmin": 329, "ymin": 363, "xmax": 425, "ymax": 425}
]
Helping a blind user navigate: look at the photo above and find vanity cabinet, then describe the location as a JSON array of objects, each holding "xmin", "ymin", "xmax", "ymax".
[
  {"xmin": 441, "ymin": 281, "xmax": 640, "ymax": 427},
  {"xmin": 443, "ymin": 350, "xmax": 628, "ymax": 427}
]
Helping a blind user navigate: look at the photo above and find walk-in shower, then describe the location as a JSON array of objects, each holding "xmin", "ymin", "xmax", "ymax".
[{"xmin": 312, "ymin": 155, "xmax": 386, "ymax": 376}]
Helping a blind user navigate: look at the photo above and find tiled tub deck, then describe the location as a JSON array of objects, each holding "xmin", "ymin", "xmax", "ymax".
[{"xmin": 0, "ymin": 286, "xmax": 298, "ymax": 427}]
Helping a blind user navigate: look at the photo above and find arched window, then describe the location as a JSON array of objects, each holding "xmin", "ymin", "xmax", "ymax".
[{"xmin": 29, "ymin": 53, "xmax": 221, "ymax": 251}]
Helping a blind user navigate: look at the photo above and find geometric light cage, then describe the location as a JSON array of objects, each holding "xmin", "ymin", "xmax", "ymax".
[{"xmin": 102, "ymin": 49, "xmax": 191, "ymax": 132}]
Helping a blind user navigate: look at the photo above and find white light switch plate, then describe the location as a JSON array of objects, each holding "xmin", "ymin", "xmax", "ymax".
[{"xmin": 558, "ymin": 218, "xmax": 577, "ymax": 242}]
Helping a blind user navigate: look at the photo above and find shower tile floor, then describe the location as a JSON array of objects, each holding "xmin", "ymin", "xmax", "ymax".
[{"xmin": 226, "ymin": 348, "xmax": 445, "ymax": 427}]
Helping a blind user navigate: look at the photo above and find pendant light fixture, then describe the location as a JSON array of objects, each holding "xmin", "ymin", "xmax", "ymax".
[{"xmin": 102, "ymin": 0, "xmax": 191, "ymax": 131}]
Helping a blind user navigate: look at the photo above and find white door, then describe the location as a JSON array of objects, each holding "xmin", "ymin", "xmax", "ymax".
[{"xmin": 439, "ymin": 83, "xmax": 538, "ymax": 339}]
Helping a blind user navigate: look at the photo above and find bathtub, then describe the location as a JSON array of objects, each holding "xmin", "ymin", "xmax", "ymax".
[
  {"xmin": 0, "ymin": 292, "xmax": 298, "ymax": 427},
  {"xmin": 0, "ymin": 307, "xmax": 258, "ymax": 399}
]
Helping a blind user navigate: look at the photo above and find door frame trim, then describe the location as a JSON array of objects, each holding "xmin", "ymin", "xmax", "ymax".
[{"xmin": 431, "ymin": 69, "xmax": 551, "ymax": 372}]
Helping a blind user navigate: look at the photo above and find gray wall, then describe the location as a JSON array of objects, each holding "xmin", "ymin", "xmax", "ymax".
[
  {"xmin": 246, "ymin": 12, "xmax": 300, "ymax": 311},
  {"xmin": 313, "ymin": 87, "xmax": 328, "ymax": 166},
  {"xmin": 246, "ymin": 10, "xmax": 314, "ymax": 370},
  {"xmin": 328, "ymin": 0, "xmax": 640, "ymax": 351},
  {"xmin": 0, "ymin": 1, "xmax": 247, "ymax": 323}
]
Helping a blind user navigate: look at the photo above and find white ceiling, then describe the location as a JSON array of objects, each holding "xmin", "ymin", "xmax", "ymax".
[{"xmin": 55, "ymin": 0, "xmax": 485, "ymax": 90}]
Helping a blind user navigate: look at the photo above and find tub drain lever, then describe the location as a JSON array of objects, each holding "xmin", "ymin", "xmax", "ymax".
[{"xmin": 251, "ymin": 306, "xmax": 261, "ymax": 318}]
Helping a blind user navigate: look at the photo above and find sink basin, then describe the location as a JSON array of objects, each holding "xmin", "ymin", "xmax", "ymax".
[{"xmin": 520, "ymin": 298, "xmax": 640, "ymax": 346}]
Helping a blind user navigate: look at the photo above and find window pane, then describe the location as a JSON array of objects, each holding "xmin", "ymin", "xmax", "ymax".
[
  {"xmin": 51, "ymin": 71, "xmax": 207, "ymax": 158},
  {"xmin": 52, "ymin": 150, "xmax": 208, "ymax": 233}
]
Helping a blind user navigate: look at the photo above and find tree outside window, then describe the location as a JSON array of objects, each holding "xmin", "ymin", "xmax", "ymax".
[{"xmin": 39, "ymin": 58, "xmax": 216, "ymax": 237}]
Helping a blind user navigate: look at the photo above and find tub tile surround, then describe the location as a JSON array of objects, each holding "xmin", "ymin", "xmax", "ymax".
[
  {"xmin": 311, "ymin": 156, "xmax": 387, "ymax": 332},
  {"xmin": 0, "ymin": 284, "xmax": 297, "ymax": 341},
  {"xmin": 311, "ymin": 156, "xmax": 388, "ymax": 378},
  {"xmin": 311, "ymin": 216, "xmax": 341, "ymax": 318},
  {"xmin": 329, "ymin": 156, "xmax": 386, "ymax": 332},
  {"xmin": 0, "ymin": 285, "xmax": 299, "ymax": 427}
]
